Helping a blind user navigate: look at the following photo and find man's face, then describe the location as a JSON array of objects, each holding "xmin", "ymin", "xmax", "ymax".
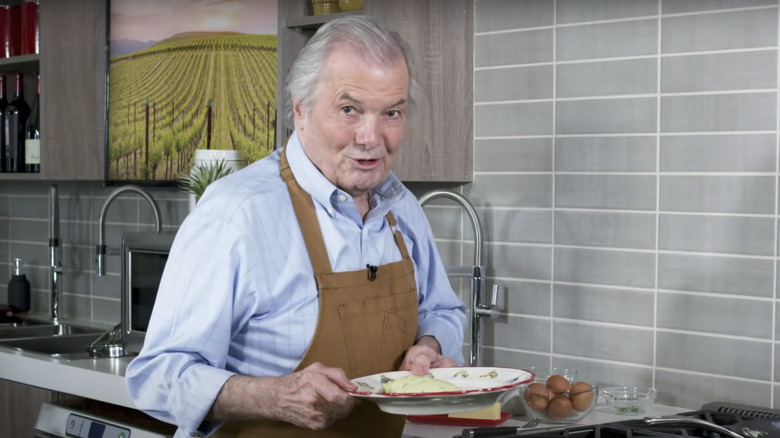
[{"xmin": 293, "ymin": 45, "xmax": 409, "ymax": 198}]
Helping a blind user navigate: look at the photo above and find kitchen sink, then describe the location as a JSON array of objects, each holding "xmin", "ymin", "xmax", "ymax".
[
  {"xmin": 0, "ymin": 333, "xmax": 104, "ymax": 360},
  {"xmin": 0, "ymin": 318, "xmax": 54, "ymax": 328},
  {"xmin": 0, "ymin": 322, "xmax": 104, "ymax": 340}
]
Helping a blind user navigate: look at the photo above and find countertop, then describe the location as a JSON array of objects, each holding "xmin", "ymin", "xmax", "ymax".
[
  {"xmin": 0, "ymin": 319, "xmax": 688, "ymax": 437},
  {"xmin": 401, "ymin": 403, "xmax": 689, "ymax": 438},
  {"xmin": 0, "ymin": 315, "xmax": 136, "ymax": 407}
]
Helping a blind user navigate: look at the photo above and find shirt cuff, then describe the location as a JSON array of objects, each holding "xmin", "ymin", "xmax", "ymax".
[{"xmin": 417, "ymin": 320, "xmax": 465, "ymax": 366}]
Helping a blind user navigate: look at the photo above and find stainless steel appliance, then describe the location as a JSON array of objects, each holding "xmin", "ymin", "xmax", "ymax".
[
  {"xmin": 33, "ymin": 400, "xmax": 175, "ymax": 438},
  {"xmin": 459, "ymin": 402, "xmax": 780, "ymax": 438},
  {"xmin": 121, "ymin": 231, "xmax": 176, "ymax": 355}
]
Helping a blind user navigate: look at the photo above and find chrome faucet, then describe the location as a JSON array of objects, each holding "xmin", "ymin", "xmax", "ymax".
[
  {"xmin": 96, "ymin": 185, "xmax": 162, "ymax": 276},
  {"xmin": 418, "ymin": 190, "xmax": 499, "ymax": 367},
  {"xmin": 49, "ymin": 184, "xmax": 62, "ymax": 324}
]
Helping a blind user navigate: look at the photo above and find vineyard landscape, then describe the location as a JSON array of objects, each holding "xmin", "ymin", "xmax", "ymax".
[{"xmin": 107, "ymin": 31, "xmax": 277, "ymax": 182}]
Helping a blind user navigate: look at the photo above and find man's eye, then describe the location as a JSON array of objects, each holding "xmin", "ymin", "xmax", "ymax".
[
  {"xmin": 387, "ymin": 110, "xmax": 400, "ymax": 118},
  {"xmin": 341, "ymin": 106, "xmax": 355, "ymax": 114}
]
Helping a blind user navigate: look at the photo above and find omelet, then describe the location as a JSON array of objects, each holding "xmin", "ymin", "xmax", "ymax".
[{"xmin": 380, "ymin": 373, "xmax": 460, "ymax": 393}]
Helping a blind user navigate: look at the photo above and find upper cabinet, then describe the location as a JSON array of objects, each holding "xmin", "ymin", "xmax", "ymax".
[
  {"xmin": 0, "ymin": 0, "xmax": 105, "ymax": 181},
  {"xmin": 277, "ymin": 0, "xmax": 474, "ymax": 182}
]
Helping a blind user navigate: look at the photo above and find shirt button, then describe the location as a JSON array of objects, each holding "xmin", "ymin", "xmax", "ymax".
[{"xmin": 338, "ymin": 194, "xmax": 347, "ymax": 202}]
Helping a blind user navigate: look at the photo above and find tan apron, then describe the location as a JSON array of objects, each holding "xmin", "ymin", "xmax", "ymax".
[{"xmin": 213, "ymin": 146, "xmax": 419, "ymax": 437}]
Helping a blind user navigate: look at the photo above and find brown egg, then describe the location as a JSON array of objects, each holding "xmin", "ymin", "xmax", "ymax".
[
  {"xmin": 546, "ymin": 395, "xmax": 574, "ymax": 419},
  {"xmin": 545, "ymin": 374, "xmax": 571, "ymax": 394},
  {"xmin": 570, "ymin": 381, "xmax": 594, "ymax": 412},
  {"xmin": 524, "ymin": 382, "xmax": 551, "ymax": 412}
]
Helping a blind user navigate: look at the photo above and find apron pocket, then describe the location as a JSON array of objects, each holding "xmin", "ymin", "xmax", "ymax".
[{"xmin": 338, "ymin": 291, "xmax": 418, "ymax": 377}]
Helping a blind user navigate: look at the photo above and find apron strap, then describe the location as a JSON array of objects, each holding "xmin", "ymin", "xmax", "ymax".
[{"xmin": 280, "ymin": 145, "xmax": 333, "ymax": 274}]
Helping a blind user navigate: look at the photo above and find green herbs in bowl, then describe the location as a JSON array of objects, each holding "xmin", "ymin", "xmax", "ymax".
[{"xmin": 602, "ymin": 386, "xmax": 657, "ymax": 415}]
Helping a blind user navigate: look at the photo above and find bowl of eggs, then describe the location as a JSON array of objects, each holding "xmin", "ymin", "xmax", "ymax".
[{"xmin": 519, "ymin": 372, "xmax": 598, "ymax": 423}]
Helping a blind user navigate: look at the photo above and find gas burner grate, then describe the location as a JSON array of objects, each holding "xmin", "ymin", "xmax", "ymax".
[{"xmin": 700, "ymin": 402, "xmax": 780, "ymax": 420}]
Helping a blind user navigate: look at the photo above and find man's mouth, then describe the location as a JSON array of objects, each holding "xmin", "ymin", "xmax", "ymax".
[{"xmin": 356, "ymin": 158, "xmax": 380, "ymax": 167}]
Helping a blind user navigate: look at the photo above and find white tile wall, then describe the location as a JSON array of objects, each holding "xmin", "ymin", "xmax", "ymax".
[{"xmin": 449, "ymin": 0, "xmax": 780, "ymax": 410}]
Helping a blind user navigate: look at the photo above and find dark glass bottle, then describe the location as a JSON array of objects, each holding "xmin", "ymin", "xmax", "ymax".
[
  {"xmin": 4, "ymin": 72, "xmax": 29, "ymax": 172},
  {"xmin": 0, "ymin": 75, "xmax": 7, "ymax": 172},
  {"xmin": 8, "ymin": 257, "xmax": 30, "ymax": 313},
  {"xmin": 24, "ymin": 72, "xmax": 39, "ymax": 173}
]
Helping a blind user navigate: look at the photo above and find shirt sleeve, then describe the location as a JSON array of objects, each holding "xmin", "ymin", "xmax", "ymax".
[
  {"xmin": 397, "ymin": 195, "xmax": 467, "ymax": 365},
  {"xmin": 125, "ymin": 211, "xmax": 247, "ymax": 434}
]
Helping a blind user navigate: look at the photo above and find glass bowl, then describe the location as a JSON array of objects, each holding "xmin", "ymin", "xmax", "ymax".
[
  {"xmin": 525, "ymin": 367, "xmax": 578, "ymax": 383},
  {"xmin": 498, "ymin": 367, "xmax": 581, "ymax": 416},
  {"xmin": 518, "ymin": 372, "xmax": 598, "ymax": 423},
  {"xmin": 602, "ymin": 386, "xmax": 657, "ymax": 415}
]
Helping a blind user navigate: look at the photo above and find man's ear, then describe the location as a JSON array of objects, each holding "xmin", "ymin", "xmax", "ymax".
[{"xmin": 292, "ymin": 97, "xmax": 304, "ymax": 120}]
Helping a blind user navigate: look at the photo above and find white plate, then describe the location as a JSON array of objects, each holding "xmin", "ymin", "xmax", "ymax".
[{"xmin": 348, "ymin": 367, "xmax": 534, "ymax": 415}]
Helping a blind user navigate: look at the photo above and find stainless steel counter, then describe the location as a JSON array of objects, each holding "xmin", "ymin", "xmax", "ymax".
[{"xmin": 0, "ymin": 338, "xmax": 135, "ymax": 407}]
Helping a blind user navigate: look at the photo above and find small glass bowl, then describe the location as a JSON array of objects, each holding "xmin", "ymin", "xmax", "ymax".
[{"xmin": 602, "ymin": 386, "xmax": 657, "ymax": 415}]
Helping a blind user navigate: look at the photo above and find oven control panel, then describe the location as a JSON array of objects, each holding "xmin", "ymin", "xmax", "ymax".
[{"xmin": 66, "ymin": 413, "xmax": 130, "ymax": 438}]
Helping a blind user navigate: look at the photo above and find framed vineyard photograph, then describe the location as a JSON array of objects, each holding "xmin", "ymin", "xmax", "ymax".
[{"xmin": 105, "ymin": 0, "xmax": 278, "ymax": 185}]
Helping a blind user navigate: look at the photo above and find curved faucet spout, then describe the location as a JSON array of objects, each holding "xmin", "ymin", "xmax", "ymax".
[
  {"xmin": 96, "ymin": 185, "xmax": 162, "ymax": 276},
  {"xmin": 419, "ymin": 189, "xmax": 498, "ymax": 367},
  {"xmin": 418, "ymin": 190, "xmax": 483, "ymax": 270}
]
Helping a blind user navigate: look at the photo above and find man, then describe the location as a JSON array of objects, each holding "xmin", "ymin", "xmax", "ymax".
[{"xmin": 126, "ymin": 15, "xmax": 466, "ymax": 438}]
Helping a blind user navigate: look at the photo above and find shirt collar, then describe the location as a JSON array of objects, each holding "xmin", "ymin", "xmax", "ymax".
[{"xmin": 285, "ymin": 130, "xmax": 406, "ymax": 215}]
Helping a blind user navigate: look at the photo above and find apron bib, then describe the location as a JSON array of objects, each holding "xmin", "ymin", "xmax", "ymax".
[{"xmin": 213, "ymin": 146, "xmax": 418, "ymax": 437}]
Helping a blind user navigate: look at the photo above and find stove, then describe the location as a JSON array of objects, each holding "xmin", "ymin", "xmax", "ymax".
[{"xmin": 461, "ymin": 403, "xmax": 780, "ymax": 438}]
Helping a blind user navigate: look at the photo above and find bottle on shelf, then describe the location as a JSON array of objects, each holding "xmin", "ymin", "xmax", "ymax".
[
  {"xmin": 25, "ymin": 72, "xmax": 39, "ymax": 173},
  {"xmin": 0, "ymin": 75, "xmax": 6, "ymax": 172},
  {"xmin": 4, "ymin": 71, "xmax": 30, "ymax": 172}
]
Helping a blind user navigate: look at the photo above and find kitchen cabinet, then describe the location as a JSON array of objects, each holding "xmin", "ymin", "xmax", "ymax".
[
  {"xmin": 277, "ymin": 0, "xmax": 473, "ymax": 182},
  {"xmin": 0, "ymin": 378, "xmax": 55, "ymax": 436},
  {"xmin": 0, "ymin": 0, "xmax": 106, "ymax": 181}
]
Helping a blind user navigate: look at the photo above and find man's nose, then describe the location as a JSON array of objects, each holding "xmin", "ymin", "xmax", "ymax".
[{"xmin": 354, "ymin": 116, "xmax": 380, "ymax": 147}]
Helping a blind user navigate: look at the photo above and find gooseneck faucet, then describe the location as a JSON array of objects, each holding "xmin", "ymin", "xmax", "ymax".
[
  {"xmin": 49, "ymin": 184, "xmax": 62, "ymax": 324},
  {"xmin": 418, "ymin": 190, "xmax": 499, "ymax": 367},
  {"xmin": 96, "ymin": 185, "xmax": 162, "ymax": 276}
]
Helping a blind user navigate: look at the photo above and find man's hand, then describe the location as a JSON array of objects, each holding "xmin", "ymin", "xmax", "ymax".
[
  {"xmin": 212, "ymin": 362, "xmax": 359, "ymax": 430},
  {"xmin": 400, "ymin": 335, "xmax": 457, "ymax": 375}
]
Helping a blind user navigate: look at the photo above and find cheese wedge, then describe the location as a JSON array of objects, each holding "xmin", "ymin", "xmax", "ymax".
[{"xmin": 448, "ymin": 402, "xmax": 502, "ymax": 420}]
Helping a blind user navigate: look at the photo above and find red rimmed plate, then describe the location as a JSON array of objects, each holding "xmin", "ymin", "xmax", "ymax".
[{"xmin": 348, "ymin": 367, "xmax": 534, "ymax": 415}]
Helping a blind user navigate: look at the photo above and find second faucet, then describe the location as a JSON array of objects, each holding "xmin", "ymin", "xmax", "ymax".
[{"xmin": 95, "ymin": 185, "xmax": 163, "ymax": 276}]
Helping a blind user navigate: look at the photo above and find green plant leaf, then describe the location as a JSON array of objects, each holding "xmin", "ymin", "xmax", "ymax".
[{"xmin": 178, "ymin": 158, "xmax": 235, "ymax": 197}]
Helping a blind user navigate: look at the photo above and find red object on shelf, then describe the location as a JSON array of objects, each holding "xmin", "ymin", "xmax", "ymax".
[
  {"xmin": 0, "ymin": 6, "xmax": 8, "ymax": 59},
  {"xmin": 21, "ymin": 1, "xmax": 38, "ymax": 55},
  {"xmin": 6, "ymin": 4, "xmax": 20, "ymax": 57},
  {"xmin": 406, "ymin": 411, "xmax": 512, "ymax": 427}
]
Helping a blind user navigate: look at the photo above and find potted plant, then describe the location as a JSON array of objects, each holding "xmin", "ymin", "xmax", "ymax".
[
  {"xmin": 179, "ymin": 149, "xmax": 244, "ymax": 209},
  {"xmin": 178, "ymin": 158, "xmax": 235, "ymax": 202}
]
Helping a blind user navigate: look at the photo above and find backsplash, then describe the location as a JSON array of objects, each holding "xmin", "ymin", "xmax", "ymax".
[
  {"xmin": 456, "ymin": 0, "xmax": 780, "ymax": 411},
  {"xmin": 0, "ymin": 182, "xmax": 189, "ymax": 323},
  {"xmin": 1, "ymin": 0, "xmax": 779, "ymax": 413}
]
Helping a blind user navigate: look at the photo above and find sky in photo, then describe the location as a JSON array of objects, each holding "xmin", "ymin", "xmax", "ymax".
[{"xmin": 110, "ymin": 0, "xmax": 277, "ymax": 42}]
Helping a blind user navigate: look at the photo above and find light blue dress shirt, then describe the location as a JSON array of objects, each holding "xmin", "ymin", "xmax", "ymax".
[{"xmin": 125, "ymin": 131, "xmax": 466, "ymax": 437}]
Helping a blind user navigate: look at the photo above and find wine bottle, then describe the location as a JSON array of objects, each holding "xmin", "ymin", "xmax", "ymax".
[
  {"xmin": 0, "ymin": 75, "xmax": 7, "ymax": 173},
  {"xmin": 5, "ymin": 72, "xmax": 30, "ymax": 172},
  {"xmin": 24, "ymin": 72, "xmax": 39, "ymax": 173}
]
